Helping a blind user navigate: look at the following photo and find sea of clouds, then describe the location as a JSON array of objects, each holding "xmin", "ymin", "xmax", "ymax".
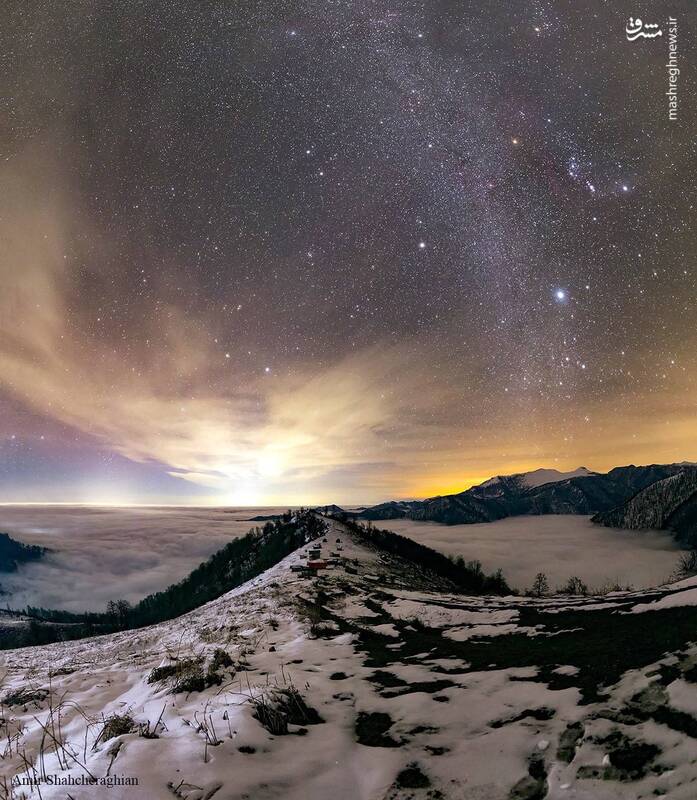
[
  {"xmin": 0, "ymin": 506, "xmax": 286, "ymax": 612},
  {"xmin": 0, "ymin": 507, "xmax": 683, "ymax": 612},
  {"xmin": 384, "ymin": 515, "xmax": 681, "ymax": 593}
]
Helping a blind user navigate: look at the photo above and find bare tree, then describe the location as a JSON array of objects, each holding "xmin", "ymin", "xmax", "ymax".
[{"xmin": 528, "ymin": 572, "xmax": 550, "ymax": 598}]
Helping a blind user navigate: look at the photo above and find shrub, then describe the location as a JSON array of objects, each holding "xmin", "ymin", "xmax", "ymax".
[
  {"xmin": 209, "ymin": 647, "xmax": 233, "ymax": 671},
  {"xmin": 276, "ymin": 688, "xmax": 323, "ymax": 726},
  {"xmin": 97, "ymin": 714, "xmax": 135, "ymax": 744},
  {"xmin": 174, "ymin": 671, "xmax": 207, "ymax": 694},
  {"xmin": 147, "ymin": 657, "xmax": 209, "ymax": 693},
  {"xmin": 252, "ymin": 688, "xmax": 323, "ymax": 735},
  {"xmin": 252, "ymin": 698, "xmax": 288, "ymax": 735},
  {"xmin": 1, "ymin": 687, "xmax": 49, "ymax": 707},
  {"xmin": 147, "ymin": 664, "xmax": 180, "ymax": 684}
]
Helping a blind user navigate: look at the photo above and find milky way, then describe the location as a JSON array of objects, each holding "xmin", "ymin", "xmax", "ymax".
[{"xmin": 1, "ymin": 2, "xmax": 696, "ymax": 504}]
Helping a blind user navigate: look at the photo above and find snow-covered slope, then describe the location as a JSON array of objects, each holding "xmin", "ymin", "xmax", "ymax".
[
  {"xmin": 3, "ymin": 517, "xmax": 697, "ymax": 800},
  {"xmin": 517, "ymin": 467, "xmax": 597, "ymax": 488}
]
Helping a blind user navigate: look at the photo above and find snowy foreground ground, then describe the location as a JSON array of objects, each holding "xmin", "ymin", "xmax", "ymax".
[{"xmin": 2, "ymin": 518, "xmax": 697, "ymax": 800}]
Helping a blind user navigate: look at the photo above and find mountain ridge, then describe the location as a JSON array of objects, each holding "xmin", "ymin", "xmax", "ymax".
[
  {"xmin": 592, "ymin": 467, "xmax": 697, "ymax": 544},
  {"xmin": 358, "ymin": 463, "xmax": 691, "ymax": 526}
]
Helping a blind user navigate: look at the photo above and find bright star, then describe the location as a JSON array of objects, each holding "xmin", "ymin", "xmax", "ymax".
[{"xmin": 554, "ymin": 289, "xmax": 567, "ymax": 302}]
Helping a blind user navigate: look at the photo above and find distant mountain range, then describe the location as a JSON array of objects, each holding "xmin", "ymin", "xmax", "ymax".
[{"xmin": 353, "ymin": 463, "xmax": 694, "ymax": 528}]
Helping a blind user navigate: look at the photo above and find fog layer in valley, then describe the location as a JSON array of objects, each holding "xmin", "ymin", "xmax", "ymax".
[
  {"xmin": 0, "ymin": 507, "xmax": 681, "ymax": 611},
  {"xmin": 384, "ymin": 515, "xmax": 681, "ymax": 592},
  {"xmin": 0, "ymin": 506, "xmax": 286, "ymax": 611}
]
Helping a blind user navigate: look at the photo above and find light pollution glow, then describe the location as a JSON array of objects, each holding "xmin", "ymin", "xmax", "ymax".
[{"xmin": 1, "ymin": 153, "xmax": 697, "ymax": 504}]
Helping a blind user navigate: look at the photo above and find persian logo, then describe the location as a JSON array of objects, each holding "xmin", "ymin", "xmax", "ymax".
[
  {"xmin": 625, "ymin": 17, "xmax": 662, "ymax": 41},
  {"xmin": 625, "ymin": 16, "xmax": 679, "ymax": 120}
]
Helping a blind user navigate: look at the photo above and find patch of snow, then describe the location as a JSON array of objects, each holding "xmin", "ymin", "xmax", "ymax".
[
  {"xmin": 370, "ymin": 623, "xmax": 400, "ymax": 638},
  {"xmin": 667, "ymin": 679, "xmax": 697, "ymax": 716},
  {"xmin": 386, "ymin": 598, "xmax": 518, "ymax": 627},
  {"xmin": 632, "ymin": 587, "xmax": 697, "ymax": 612},
  {"xmin": 552, "ymin": 665, "xmax": 580, "ymax": 676},
  {"xmin": 444, "ymin": 623, "xmax": 523, "ymax": 641}
]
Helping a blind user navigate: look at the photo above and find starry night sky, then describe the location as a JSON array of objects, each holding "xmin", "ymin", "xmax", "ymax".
[{"xmin": 1, "ymin": 1, "xmax": 696, "ymax": 504}]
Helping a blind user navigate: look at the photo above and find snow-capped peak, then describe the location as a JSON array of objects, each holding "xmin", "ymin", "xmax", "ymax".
[
  {"xmin": 518, "ymin": 466, "xmax": 596, "ymax": 488},
  {"xmin": 474, "ymin": 466, "xmax": 596, "ymax": 494}
]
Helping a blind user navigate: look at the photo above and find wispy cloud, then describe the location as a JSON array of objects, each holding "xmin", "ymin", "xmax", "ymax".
[
  {"xmin": 0, "ymin": 150, "xmax": 445, "ymax": 502},
  {"xmin": 2, "ymin": 147, "xmax": 696, "ymax": 504}
]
